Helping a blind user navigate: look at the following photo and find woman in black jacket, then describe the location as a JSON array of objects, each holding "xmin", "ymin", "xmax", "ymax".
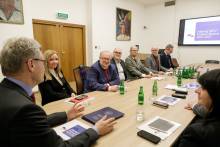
[
  {"xmin": 39, "ymin": 50, "xmax": 76, "ymax": 106},
  {"xmin": 174, "ymin": 69, "xmax": 220, "ymax": 147}
]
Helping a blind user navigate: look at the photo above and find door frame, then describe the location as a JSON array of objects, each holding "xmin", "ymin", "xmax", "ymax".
[{"xmin": 32, "ymin": 19, "xmax": 86, "ymax": 65}]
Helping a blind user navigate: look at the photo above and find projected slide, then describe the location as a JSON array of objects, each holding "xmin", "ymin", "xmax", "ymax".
[{"xmin": 180, "ymin": 15, "xmax": 220, "ymax": 45}]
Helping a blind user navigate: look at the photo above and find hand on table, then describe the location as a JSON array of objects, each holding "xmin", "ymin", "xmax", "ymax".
[
  {"xmin": 145, "ymin": 75, "xmax": 152, "ymax": 78},
  {"xmin": 158, "ymin": 71, "xmax": 165, "ymax": 75},
  {"xmin": 95, "ymin": 115, "xmax": 117, "ymax": 136},
  {"xmin": 71, "ymin": 93, "xmax": 76, "ymax": 97},
  {"xmin": 110, "ymin": 85, "xmax": 120, "ymax": 92},
  {"xmin": 184, "ymin": 100, "xmax": 198, "ymax": 110}
]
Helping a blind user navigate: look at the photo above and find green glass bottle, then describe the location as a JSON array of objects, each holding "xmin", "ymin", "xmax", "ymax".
[
  {"xmin": 177, "ymin": 73, "xmax": 182, "ymax": 86},
  {"xmin": 120, "ymin": 79, "xmax": 124, "ymax": 95},
  {"xmin": 138, "ymin": 86, "xmax": 144, "ymax": 105},
  {"xmin": 182, "ymin": 69, "xmax": 185, "ymax": 78},
  {"xmin": 190, "ymin": 70, "xmax": 193, "ymax": 79},
  {"xmin": 197, "ymin": 72, "xmax": 200, "ymax": 82},
  {"xmin": 186, "ymin": 69, "xmax": 189, "ymax": 79},
  {"xmin": 207, "ymin": 68, "xmax": 209, "ymax": 72},
  {"xmin": 192, "ymin": 67, "xmax": 195, "ymax": 74},
  {"xmin": 152, "ymin": 80, "xmax": 157, "ymax": 96},
  {"xmin": 183, "ymin": 66, "xmax": 185, "ymax": 70},
  {"xmin": 178, "ymin": 68, "xmax": 181, "ymax": 75},
  {"xmin": 173, "ymin": 68, "xmax": 176, "ymax": 75}
]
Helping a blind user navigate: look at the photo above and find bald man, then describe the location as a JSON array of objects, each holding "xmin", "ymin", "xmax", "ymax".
[
  {"xmin": 145, "ymin": 45, "xmax": 172, "ymax": 75},
  {"xmin": 84, "ymin": 51, "xmax": 120, "ymax": 93}
]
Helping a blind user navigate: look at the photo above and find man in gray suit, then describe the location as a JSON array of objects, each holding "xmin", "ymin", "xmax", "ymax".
[
  {"xmin": 145, "ymin": 45, "xmax": 172, "ymax": 75},
  {"xmin": 125, "ymin": 46, "xmax": 157, "ymax": 81}
]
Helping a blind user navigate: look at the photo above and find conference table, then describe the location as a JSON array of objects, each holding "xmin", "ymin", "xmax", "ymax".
[{"xmin": 43, "ymin": 63, "xmax": 220, "ymax": 147}]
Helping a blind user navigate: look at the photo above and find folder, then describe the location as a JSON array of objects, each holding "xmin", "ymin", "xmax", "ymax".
[{"xmin": 82, "ymin": 107, "xmax": 124, "ymax": 124}]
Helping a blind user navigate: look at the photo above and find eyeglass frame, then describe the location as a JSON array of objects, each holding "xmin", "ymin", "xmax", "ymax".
[
  {"xmin": 114, "ymin": 51, "xmax": 122, "ymax": 55},
  {"xmin": 26, "ymin": 59, "xmax": 48, "ymax": 67},
  {"xmin": 100, "ymin": 57, "xmax": 111, "ymax": 61}
]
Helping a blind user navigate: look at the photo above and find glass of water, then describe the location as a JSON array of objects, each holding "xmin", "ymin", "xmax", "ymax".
[
  {"xmin": 136, "ymin": 105, "xmax": 145, "ymax": 121},
  {"xmin": 83, "ymin": 98, "xmax": 90, "ymax": 106},
  {"xmin": 149, "ymin": 91, "xmax": 157, "ymax": 101}
]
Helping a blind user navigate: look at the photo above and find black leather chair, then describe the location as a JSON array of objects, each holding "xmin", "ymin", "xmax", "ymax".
[{"xmin": 205, "ymin": 60, "xmax": 219, "ymax": 64}]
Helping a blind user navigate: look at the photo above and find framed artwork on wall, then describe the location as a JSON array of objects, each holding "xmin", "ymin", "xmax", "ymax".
[
  {"xmin": 116, "ymin": 7, "xmax": 131, "ymax": 41},
  {"xmin": 0, "ymin": 0, "xmax": 24, "ymax": 24}
]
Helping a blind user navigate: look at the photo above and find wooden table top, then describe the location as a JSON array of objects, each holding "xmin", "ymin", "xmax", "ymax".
[{"xmin": 43, "ymin": 63, "xmax": 220, "ymax": 147}]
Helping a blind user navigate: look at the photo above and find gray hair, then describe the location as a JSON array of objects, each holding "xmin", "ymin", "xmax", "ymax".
[
  {"xmin": 151, "ymin": 45, "xmax": 159, "ymax": 50},
  {"xmin": 99, "ymin": 50, "xmax": 112, "ymax": 58},
  {"xmin": 0, "ymin": 37, "xmax": 42, "ymax": 76},
  {"xmin": 130, "ymin": 46, "xmax": 137, "ymax": 51},
  {"xmin": 113, "ymin": 48, "xmax": 122, "ymax": 53}
]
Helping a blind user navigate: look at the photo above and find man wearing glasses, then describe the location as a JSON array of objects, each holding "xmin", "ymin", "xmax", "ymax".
[
  {"xmin": 84, "ymin": 50, "xmax": 120, "ymax": 93},
  {"xmin": 0, "ymin": 37, "xmax": 117, "ymax": 147},
  {"xmin": 160, "ymin": 44, "xmax": 177, "ymax": 70},
  {"xmin": 145, "ymin": 45, "xmax": 172, "ymax": 75},
  {"xmin": 125, "ymin": 46, "xmax": 157, "ymax": 81},
  {"xmin": 110, "ymin": 48, "xmax": 130, "ymax": 83}
]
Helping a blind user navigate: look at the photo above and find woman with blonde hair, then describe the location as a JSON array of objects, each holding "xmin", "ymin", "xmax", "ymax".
[{"xmin": 39, "ymin": 50, "xmax": 76, "ymax": 106}]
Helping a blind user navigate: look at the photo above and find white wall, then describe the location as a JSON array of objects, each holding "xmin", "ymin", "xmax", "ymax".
[
  {"xmin": 0, "ymin": 0, "xmax": 34, "ymax": 81},
  {"xmin": 91, "ymin": 0, "xmax": 148, "ymax": 62},
  {"xmin": 145, "ymin": 0, "xmax": 220, "ymax": 67}
]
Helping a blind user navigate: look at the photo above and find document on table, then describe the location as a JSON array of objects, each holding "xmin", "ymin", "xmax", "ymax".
[
  {"xmin": 150, "ymin": 77, "xmax": 165, "ymax": 81},
  {"xmin": 137, "ymin": 116, "xmax": 181, "ymax": 140},
  {"xmin": 53, "ymin": 119, "xmax": 90, "ymax": 140},
  {"xmin": 187, "ymin": 84, "xmax": 200, "ymax": 89},
  {"xmin": 164, "ymin": 84, "xmax": 188, "ymax": 92},
  {"xmin": 156, "ymin": 95, "xmax": 181, "ymax": 106}
]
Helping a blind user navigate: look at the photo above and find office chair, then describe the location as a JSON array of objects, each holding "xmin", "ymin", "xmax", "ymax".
[
  {"xmin": 140, "ymin": 60, "xmax": 146, "ymax": 66},
  {"xmin": 205, "ymin": 60, "xmax": 219, "ymax": 64},
  {"xmin": 172, "ymin": 58, "xmax": 179, "ymax": 67},
  {"xmin": 73, "ymin": 66, "xmax": 90, "ymax": 95}
]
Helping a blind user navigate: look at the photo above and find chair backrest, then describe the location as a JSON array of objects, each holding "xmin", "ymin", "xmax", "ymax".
[
  {"xmin": 205, "ymin": 60, "xmax": 219, "ymax": 64},
  {"xmin": 172, "ymin": 58, "xmax": 179, "ymax": 67},
  {"xmin": 140, "ymin": 60, "xmax": 146, "ymax": 66},
  {"xmin": 158, "ymin": 49, "xmax": 165, "ymax": 54},
  {"xmin": 73, "ymin": 66, "xmax": 90, "ymax": 95}
]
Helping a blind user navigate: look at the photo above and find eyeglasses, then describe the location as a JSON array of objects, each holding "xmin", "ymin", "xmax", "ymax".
[
  {"xmin": 132, "ymin": 50, "xmax": 138, "ymax": 52},
  {"xmin": 100, "ymin": 57, "xmax": 111, "ymax": 61},
  {"xmin": 151, "ymin": 50, "xmax": 158, "ymax": 52},
  {"xmin": 26, "ymin": 59, "xmax": 48, "ymax": 67},
  {"xmin": 114, "ymin": 52, "xmax": 122, "ymax": 55}
]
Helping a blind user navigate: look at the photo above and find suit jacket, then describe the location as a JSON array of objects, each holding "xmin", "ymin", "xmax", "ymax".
[
  {"xmin": 125, "ymin": 55, "xmax": 151, "ymax": 81},
  {"xmin": 83, "ymin": 60, "xmax": 120, "ymax": 93},
  {"xmin": 38, "ymin": 70, "xmax": 76, "ymax": 106},
  {"xmin": 110, "ymin": 58, "xmax": 128, "ymax": 81},
  {"xmin": 173, "ymin": 120, "xmax": 220, "ymax": 147},
  {"xmin": 145, "ymin": 54, "xmax": 168, "ymax": 74},
  {"xmin": 160, "ymin": 52, "xmax": 176, "ymax": 69},
  {"xmin": 0, "ymin": 78, "xmax": 99, "ymax": 147},
  {"xmin": 193, "ymin": 104, "xmax": 208, "ymax": 118}
]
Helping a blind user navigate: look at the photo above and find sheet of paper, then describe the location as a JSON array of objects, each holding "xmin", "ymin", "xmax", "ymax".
[
  {"xmin": 156, "ymin": 95, "xmax": 181, "ymax": 106},
  {"xmin": 53, "ymin": 119, "xmax": 90, "ymax": 140},
  {"xmin": 150, "ymin": 77, "xmax": 165, "ymax": 81},
  {"xmin": 137, "ymin": 116, "xmax": 181, "ymax": 140},
  {"xmin": 164, "ymin": 84, "xmax": 178, "ymax": 90},
  {"xmin": 187, "ymin": 84, "xmax": 200, "ymax": 89}
]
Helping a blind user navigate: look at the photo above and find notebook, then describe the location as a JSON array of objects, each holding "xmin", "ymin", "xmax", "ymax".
[{"xmin": 82, "ymin": 107, "xmax": 124, "ymax": 124}]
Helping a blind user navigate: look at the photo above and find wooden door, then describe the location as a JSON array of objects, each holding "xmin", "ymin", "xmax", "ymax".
[
  {"xmin": 60, "ymin": 27, "xmax": 84, "ymax": 82},
  {"xmin": 32, "ymin": 20, "xmax": 86, "ymax": 82}
]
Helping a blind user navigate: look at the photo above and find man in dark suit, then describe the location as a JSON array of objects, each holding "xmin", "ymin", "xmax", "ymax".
[
  {"xmin": 0, "ymin": 37, "xmax": 117, "ymax": 147},
  {"xmin": 125, "ymin": 46, "xmax": 157, "ymax": 81},
  {"xmin": 84, "ymin": 51, "xmax": 120, "ymax": 93},
  {"xmin": 110, "ymin": 48, "xmax": 130, "ymax": 82},
  {"xmin": 145, "ymin": 45, "xmax": 172, "ymax": 74},
  {"xmin": 160, "ymin": 44, "xmax": 176, "ymax": 70}
]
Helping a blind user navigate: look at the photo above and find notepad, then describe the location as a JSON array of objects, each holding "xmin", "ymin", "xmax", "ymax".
[{"xmin": 82, "ymin": 107, "xmax": 124, "ymax": 124}]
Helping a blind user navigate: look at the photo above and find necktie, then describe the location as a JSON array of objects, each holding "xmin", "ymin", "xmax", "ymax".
[
  {"xmin": 30, "ymin": 93, "xmax": 36, "ymax": 104},
  {"xmin": 134, "ymin": 58, "xmax": 139, "ymax": 68},
  {"xmin": 167, "ymin": 55, "xmax": 171, "ymax": 67},
  {"xmin": 103, "ymin": 69, "xmax": 109, "ymax": 81}
]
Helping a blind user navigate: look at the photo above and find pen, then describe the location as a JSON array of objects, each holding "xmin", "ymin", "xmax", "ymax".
[{"xmin": 149, "ymin": 126, "xmax": 168, "ymax": 134}]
